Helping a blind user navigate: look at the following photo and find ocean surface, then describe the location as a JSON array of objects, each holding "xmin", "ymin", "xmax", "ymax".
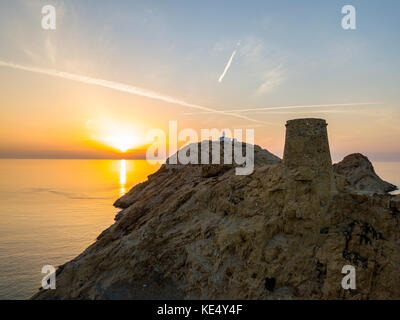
[
  {"xmin": 0, "ymin": 159, "xmax": 160, "ymax": 299},
  {"xmin": 0, "ymin": 159, "xmax": 399, "ymax": 299}
]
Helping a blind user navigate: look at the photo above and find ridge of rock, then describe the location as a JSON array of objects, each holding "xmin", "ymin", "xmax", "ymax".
[
  {"xmin": 333, "ymin": 153, "xmax": 397, "ymax": 194},
  {"xmin": 32, "ymin": 120, "xmax": 400, "ymax": 300}
]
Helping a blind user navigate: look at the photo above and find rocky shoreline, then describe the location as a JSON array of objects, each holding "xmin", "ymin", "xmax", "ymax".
[{"xmin": 32, "ymin": 118, "xmax": 400, "ymax": 300}]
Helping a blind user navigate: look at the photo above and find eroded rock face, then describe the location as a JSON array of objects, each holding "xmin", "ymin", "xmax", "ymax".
[
  {"xmin": 114, "ymin": 141, "xmax": 281, "ymax": 209},
  {"xmin": 31, "ymin": 120, "xmax": 400, "ymax": 300},
  {"xmin": 32, "ymin": 151, "xmax": 400, "ymax": 299},
  {"xmin": 333, "ymin": 153, "xmax": 397, "ymax": 194}
]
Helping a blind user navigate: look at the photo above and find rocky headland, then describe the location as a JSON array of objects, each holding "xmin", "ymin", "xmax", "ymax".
[{"xmin": 32, "ymin": 118, "xmax": 400, "ymax": 300}]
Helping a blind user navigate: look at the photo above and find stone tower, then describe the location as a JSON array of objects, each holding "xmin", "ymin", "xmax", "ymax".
[{"xmin": 283, "ymin": 118, "xmax": 335, "ymax": 194}]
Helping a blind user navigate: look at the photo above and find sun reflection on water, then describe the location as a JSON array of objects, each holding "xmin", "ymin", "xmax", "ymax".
[
  {"xmin": 119, "ymin": 159, "xmax": 126, "ymax": 196},
  {"xmin": 0, "ymin": 159, "xmax": 162, "ymax": 299}
]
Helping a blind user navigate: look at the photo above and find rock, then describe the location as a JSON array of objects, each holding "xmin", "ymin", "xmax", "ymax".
[
  {"xmin": 333, "ymin": 153, "xmax": 397, "ymax": 194},
  {"xmin": 32, "ymin": 119, "xmax": 400, "ymax": 300},
  {"xmin": 114, "ymin": 141, "xmax": 281, "ymax": 210}
]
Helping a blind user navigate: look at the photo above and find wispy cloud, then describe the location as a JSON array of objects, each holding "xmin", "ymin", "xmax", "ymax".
[
  {"xmin": 182, "ymin": 102, "xmax": 379, "ymax": 115},
  {"xmin": 218, "ymin": 50, "xmax": 236, "ymax": 82},
  {"xmin": 218, "ymin": 102, "xmax": 379, "ymax": 113},
  {"xmin": 239, "ymin": 37, "xmax": 287, "ymax": 95},
  {"xmin": 248, "ymin": 109, "xmax": 370, "ymax": 115},
  {"xmin": 256, "ymin": 64, "xmax": 285, "ymax": 94},
  {"xmin": 218, "ymin": 41, "xmax": 240, "ymax": 83},
  {"xmin": 0, "ymin": 60, "xmax": 266, "ymax": 124},
  {"xmin": 45, "ymin": 35, "xmax": 57, "ymax": 65}
]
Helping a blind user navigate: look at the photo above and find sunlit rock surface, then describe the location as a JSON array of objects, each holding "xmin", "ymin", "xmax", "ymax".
[{"xmin": 32, "ymin": 119, "xmax": 400, "ymax": 300}]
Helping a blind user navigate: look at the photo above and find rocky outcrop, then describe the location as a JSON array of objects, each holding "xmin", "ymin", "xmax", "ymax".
[
  {"xmin": 114, "ymin": 141, "xmax": 281, "ymax": 209},
  {"xmin": 32, "ymin": 119, "xmax": 400, "ymax": 300},
  {"xmin": 333, "ymin": 153, "xmax": 397, "ymax": 194}
]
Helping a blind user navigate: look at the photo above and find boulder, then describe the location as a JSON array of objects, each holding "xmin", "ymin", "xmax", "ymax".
[{"xmin": 333, "ymin": 153, "xmax": 397, "ymax": 194}]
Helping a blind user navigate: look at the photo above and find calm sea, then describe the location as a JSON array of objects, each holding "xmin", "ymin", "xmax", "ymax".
[
  {"xmin": 0, "ymin": 159, "xmax": 160, "ymax": 299},
  {"xmin": 0, "ymin": 159, "xmax": 398, "ymax": 299}
]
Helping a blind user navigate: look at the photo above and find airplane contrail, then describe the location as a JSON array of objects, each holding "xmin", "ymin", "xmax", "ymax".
[
  {"xmin": 218, "ymin": 41, "xmax": 240, "ymax": 83},
  {"xmin": 182, "ymin": 102, "xmax": 379, "ymax": 115},
  {"xmin": 0, "ymin": 60, "xmax": 265, "ymax": 124}
]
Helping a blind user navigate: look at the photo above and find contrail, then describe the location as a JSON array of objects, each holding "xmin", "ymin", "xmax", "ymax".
[
  {"xmin": 0, "ymin": 60, "xmax": 265, "ymax": 124},
  {"xmin": 218, "ymin": 41, "xmax": 240, "ymax": 83},
  {"xmin": 182, "ymin": 102, "xmax": 379, "ymax": 115}
]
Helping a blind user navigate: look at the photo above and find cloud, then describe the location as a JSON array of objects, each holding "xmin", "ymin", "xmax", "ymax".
[
  {"xmin": 218, "ymin": 50, "xmax": 237, "ymax": 82},
  {"xmin": 218, "ymin": 41, "xmax": 240, "ymax": 83},
  {"xmin": 45, "ymin": 35, "xmax": 57, "ymax": 64},
  {"xmin": 238, "ymin": 37, "xmax": 287, "ymax": 95},
  {"xmin": 0, "ymin": 59, "xmax": 266, "ymax": 124},
  {"xmin": 256, "ymin": 64, "xmax": 285, "ymax": 94},
  {"xmin": 181, "ymin": 102, "xmax": 379, "ymax": 115},
  {"xmin": 221, "ymin": 102, "xmax": 379, "ymax": 113},
  {"xmin": 249, "ymin": 109, "xmax": 369, "ymax": 115}
]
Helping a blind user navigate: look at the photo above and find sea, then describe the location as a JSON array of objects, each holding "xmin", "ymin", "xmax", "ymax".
[
  {"xmin": 0, "ymin": 159, "xmax": 160, "ymax": 299},
  {"xmin": 0, "ymin": 159, "xmax": 398, "ymax": 299}
]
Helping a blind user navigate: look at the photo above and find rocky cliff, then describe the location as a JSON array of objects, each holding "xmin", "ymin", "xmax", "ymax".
[
  {"xmin": 32, "ymin": 119, "xmax": 400, "ymax": 300},
  {"xmin": 333, "ymin": 153, "xmax": 397, "ymax": 194}
]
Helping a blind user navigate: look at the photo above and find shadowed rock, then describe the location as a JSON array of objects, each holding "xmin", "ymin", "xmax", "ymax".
[
  {"xmin": 333, "ymin": 153, "xmax": 397, "ymax": 194},
  {"xmin": 32, "ymin": 119, "xmax": 400, "ymax": 300}
]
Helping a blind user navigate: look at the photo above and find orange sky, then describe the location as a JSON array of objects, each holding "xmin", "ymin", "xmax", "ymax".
[
  {"xmin": 0, "ymin": 66, "xmax": 399, "ymax": 162},
  {"xmin": 0, "ymin": 1, "xmax": 399, "ymax": 162}
]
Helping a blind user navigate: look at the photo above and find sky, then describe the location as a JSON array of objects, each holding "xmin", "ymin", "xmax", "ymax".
[{"xmin": 0, "ymin": 0, "xmax": 399, "ymax": 161}]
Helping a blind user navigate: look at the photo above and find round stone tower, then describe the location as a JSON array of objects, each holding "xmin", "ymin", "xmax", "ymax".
[{"xmin": 283, "ymin": 118, "xmax": 335, "ymax": 194}]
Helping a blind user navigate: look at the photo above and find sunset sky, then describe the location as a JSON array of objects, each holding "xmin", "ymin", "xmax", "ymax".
[{"xmin": 0, "ymin": 0, "xmax": 399, "ymax": 161}]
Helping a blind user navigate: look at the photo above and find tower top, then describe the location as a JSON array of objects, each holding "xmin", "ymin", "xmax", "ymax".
[{"xmin": 285, "ymin": 118, "xmax": 327, "ymax": 127}]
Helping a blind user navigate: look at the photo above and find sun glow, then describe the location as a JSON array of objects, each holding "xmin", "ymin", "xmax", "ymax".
[
  {"xmin": 104, "ymin": 134, "xmax": 140, "ymax": 152},
  {"xmin": 119, "ymin": 159, "xmax": 127, "ymax": 195},
  {"xmin": 87, "ymin": 117, "xmax": 144, "ymax": 153}
]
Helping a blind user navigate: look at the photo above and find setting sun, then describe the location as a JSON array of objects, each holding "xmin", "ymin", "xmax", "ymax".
[
  {"xmin": 104, "ymin": 134, "xmax": 140, "ymax": 152},
  {"xmin": 86, "ymin": 117, "xmax": 145, "ymax": 153}
]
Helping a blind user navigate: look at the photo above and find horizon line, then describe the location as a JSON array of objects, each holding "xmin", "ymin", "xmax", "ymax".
[{"xmin": 1, "ymin": 156, "xmax": 400, "ymax": 163}]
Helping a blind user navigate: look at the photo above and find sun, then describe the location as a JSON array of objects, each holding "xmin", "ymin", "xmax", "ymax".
[
  {"xmin": 104, "ymin": 133, "xmax": 140, "ymax": 153},
  {"xmin": 86, "ymin": 117, "xmax": 144, "ymax": 153}
]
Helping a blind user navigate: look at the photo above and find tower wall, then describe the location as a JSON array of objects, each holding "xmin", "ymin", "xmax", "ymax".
[{"xmin": 283, "ymin": 118, "xmax": 335, "ymax": 193}]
